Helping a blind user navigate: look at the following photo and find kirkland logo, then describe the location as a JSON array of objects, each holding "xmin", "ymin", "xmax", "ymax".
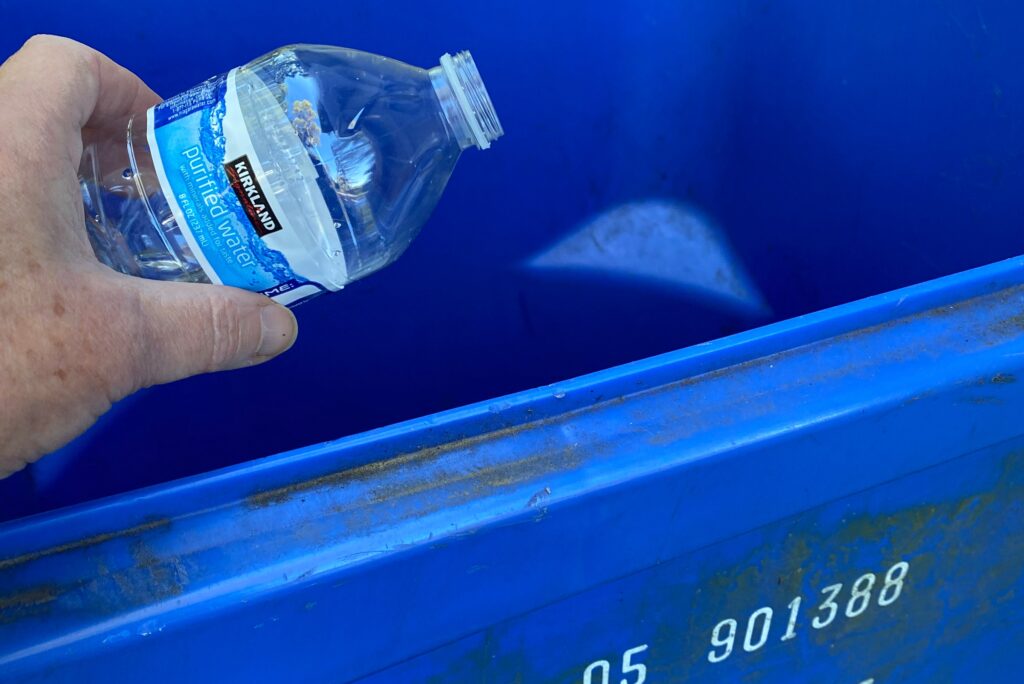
[{"xmin": 225, "ymin": 155, "xmax": 282, "ymax": 238}]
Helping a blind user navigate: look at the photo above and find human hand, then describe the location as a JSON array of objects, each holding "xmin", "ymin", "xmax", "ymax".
[{"xmin": 0, "ymin": 36, "xmax": 298, "ymax": 477}]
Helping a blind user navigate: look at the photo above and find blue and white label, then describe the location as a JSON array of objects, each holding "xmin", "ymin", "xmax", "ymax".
[{"xmin": 148, "ymin": 68, "xmax": 344, "ymax": 306}]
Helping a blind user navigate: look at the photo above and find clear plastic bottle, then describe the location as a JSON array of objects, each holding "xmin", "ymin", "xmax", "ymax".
[{"xmin": 80, "ymin": 46, "xmax": 503, "ymax": 305}]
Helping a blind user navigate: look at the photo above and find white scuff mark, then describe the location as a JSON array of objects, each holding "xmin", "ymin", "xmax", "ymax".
[
  {"xmin": 348, "ymin": 106, "xmax": 367, "ymax": 131},
  {"xmin": 526, "ymin": 486, "xmax": 552, "ymax": 508},
  {"xmin": 101, "ymin": 629, "xmax": 131, "ymax": 645},
  {"xmin": 137, "ymin": 619, "xmax": 163, "ymax": 637}
]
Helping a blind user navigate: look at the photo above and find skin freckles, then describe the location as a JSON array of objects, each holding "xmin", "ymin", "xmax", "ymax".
[{"xmin": 0, "ymin": 35, "xmax": 298, "ymax": 477}]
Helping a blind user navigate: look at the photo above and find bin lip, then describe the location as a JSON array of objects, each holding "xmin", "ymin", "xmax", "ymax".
[{"xmin": 2, "ymin": 253, "xmax": 1022, "ymax": 550}]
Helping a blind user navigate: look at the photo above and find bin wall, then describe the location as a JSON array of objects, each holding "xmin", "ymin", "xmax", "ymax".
[
  {"xmin": 2, "ymin": 257, "xmax": 1024, "ymax": 682},
  {"xmin": 4, "ymin": 0, "xmax": 1024, "ymax": 518}
]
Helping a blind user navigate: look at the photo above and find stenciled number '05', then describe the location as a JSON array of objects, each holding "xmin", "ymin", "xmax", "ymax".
[{"xmin": 583, "ymin": 645, "xmax": 649, "ymax": 684}]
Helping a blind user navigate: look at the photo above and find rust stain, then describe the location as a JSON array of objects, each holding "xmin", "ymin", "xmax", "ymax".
[
  {"xmin": 958, "ymin": 370, "xmax": 1020, "ymax": 404},
  {"xmin": 5, "ymin": 285, "xmax": 1021, "ymax": 644},
  {"xmin": 646, "ymin": 285, "xmax": 1024, "ymax": 449},
  {"xmin": 526, "ymin": 450, "xmax": 1024, "ymax": 684},
  {"xmin": 246, "ymin": 417, "xmax": 571, "ymax": 509},
  {"xmin": 320, "ymin": 443, "xmax": 581, "ymax": 535},
  {"xmin": 129, "ymin": 540, "xmax": 185, "ymax": 601},
  {"xmin": 368, "ymin": 444, "xmax": 577, "ymax": 506},
  {"xmin": 0, "ymin": 517, "xmax": 171, "ymax": 572},
  {"xmin": 247, "ymin": 450, "xmax": 426, "ymax": 508},
  {"xmin": 699, "ymin": 285, "xmax": 1024, "ymax": 386},
  {"xmin": 0, "ymin": 585, "xmax": 58, "ymax": 624},
  {"xmin": 0, "ymin": 515, "xmax": 185, "ymax": 628},
  {"xmin": 0, "ymin": 543, "xmax": 190, "ymax": 627},
  {"xmin": 690, "ymin": 450, "xmax": 1022, "ymax": 681},
  {"xmin": 986, "ymin": 310, "xmax": 1024, "ymax": 339},
  {"xmin": 966, "ymin": 396, "xmax": 1003, "ymax": 405},
  {"xmin": 245, "ymin": 285, "xmax": 1024, "ymax": 514},
  {"xmin": 467, "ymin": 445, "xmax": 1024, "ymax": 684}
]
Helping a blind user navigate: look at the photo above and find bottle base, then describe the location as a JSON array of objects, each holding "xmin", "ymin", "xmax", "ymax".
[{"xmin": 80, "ymin": 170, "xmax": 210, "ymax": 283}]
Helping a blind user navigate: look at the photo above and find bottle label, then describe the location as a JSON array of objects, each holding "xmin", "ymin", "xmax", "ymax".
[{"xmin": 147, "ymin": 68, "xmax": 344, "ymax": 305}]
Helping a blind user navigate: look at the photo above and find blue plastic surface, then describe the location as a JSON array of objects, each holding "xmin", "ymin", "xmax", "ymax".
[
  {"xmin": 2, "ymin": 1, "xmax": 1024, "ymax": 681},
  {"xmin": 4, "ymin": 0, "xmax": 1024, "ymax": 517}
]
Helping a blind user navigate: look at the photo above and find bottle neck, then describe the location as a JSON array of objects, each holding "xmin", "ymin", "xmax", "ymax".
[{"xmin": 429, "ymin": 51, "xmax": 504, "ymax": 151}]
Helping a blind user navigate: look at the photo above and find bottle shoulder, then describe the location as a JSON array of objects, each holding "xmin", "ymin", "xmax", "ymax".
[{"xmin": 236, "ymin": 45, "xmax": 462, "ymax": 283}]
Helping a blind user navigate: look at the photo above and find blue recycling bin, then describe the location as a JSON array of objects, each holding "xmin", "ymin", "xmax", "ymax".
[{"xmin": 3, "ymin": 1, "xmax": 1024, "ymax": 681}]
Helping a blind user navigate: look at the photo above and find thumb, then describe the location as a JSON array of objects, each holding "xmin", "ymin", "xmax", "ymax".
[{"xmin": 130, "ymin": 279, "xmax": 297, "ymax": 387}]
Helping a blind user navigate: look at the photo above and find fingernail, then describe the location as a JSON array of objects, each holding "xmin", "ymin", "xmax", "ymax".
[{"xmin": 257, "ymin": 304, "xmax": 297, "ymax": 358}]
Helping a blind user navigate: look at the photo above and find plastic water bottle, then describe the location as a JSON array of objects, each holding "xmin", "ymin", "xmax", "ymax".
[{"xmin": 80, "ymin": 45, "xmax": 503, "ymax": 306}]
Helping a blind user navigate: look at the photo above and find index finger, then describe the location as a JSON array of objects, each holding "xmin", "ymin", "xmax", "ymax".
[{"xmin": 0, "ymin": 35, "xmax": 161, "ymax": 165}]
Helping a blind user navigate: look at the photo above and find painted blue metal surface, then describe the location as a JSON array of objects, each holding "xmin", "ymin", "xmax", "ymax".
[{"xmin": 2, "ymin": 0, "xmax": 1024, "ymax": 681}]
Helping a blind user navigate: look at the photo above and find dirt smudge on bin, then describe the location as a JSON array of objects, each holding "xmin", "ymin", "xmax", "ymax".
[
  {"xmin": 0, "ymin": 585, "xmax": 58, "ymax": 625},
  {"xmin": 247, "ymin": 418, "xmax": 582, "ymax": 515},
  {"xmin": 442, "ymin": 449, "xmax": 1024, "ymax": 683},
  {"xmin": 0, "ymin": 518, "xmax": 171, "ymax": 572},
  {"xmin": 0, "ymin": 518, "xmax": 177, "ymax": 626}
]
